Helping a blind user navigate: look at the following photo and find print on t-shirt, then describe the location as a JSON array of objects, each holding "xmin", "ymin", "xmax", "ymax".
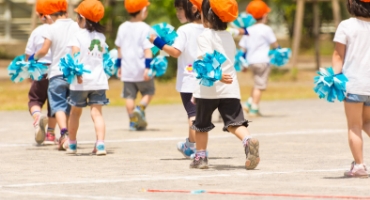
[{"xmin": 88, "ymin": 39, "xmax": 103, "ymax": 58}]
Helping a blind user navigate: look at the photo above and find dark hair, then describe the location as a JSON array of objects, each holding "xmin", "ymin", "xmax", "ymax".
[
  {"xmin": 129, "ymin": 11, "xmax": 141, "ymax": 17},
  {"xmin": 50, "ymin": 11, "xmax": 67, "ymax": 17},
  {"xmin": 347, "ymin": 0, "xmax": 370, "ymax": 18},
  {"xmin": 174, "ymin": 0, "xmax": 201, "ymax": 22},
  {"xmin": 78, "ymin": 14, "xmax": 105, "ymax": 33},
  {"xmin": 201, "ymin": 0, "xmax": 227, "ymax": 30}
]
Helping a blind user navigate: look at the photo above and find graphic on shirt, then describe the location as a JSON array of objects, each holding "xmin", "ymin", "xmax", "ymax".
[
  {"xmin": 88, "ymin": 39, "xmax": 103, "ymax": 58},
  {"xmin": 186, "ymin": 64, "xmax": 193, "ymax": 73}
]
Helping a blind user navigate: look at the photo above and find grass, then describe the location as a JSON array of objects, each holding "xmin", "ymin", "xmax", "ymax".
[{"xmin": 0, "ymin": 69, "xmax": 318, "ymax": 111}]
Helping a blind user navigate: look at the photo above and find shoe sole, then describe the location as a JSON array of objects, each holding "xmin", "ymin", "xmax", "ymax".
[
  {"xmin": 344, "ymin": 173, "xmax": 369, "ymax": 178},
  {"xmin": 35, "ymin": 115, "xmax": 48, "ymax": 145},
  {"xmin": 58, "ymin": 137, "xmax": 69, "ymax": 151},
  {"xmin": 96, "ymin": 150, "xmax": 107, "ymax": 156},
  {"xmin": 245, "ymin": 138, "xmax": 260, "ymax": 170},
  {"xmin": 243, "ymin": 105, "xmax": 250, "ymax": 114},
  {"xmin": 66, "ymin": 150, "xmax": 77, "ymax": 154},
  {"xmin": 43, "ymin": 140, "xmax": 57, "ymax": 145},
  {"xmin": 190, "ymin": 164, "xmax": 209, "ymax": 169},
  {"xmin": 133, "ymin": 111, "xmax": 147, "ymax": 128}
]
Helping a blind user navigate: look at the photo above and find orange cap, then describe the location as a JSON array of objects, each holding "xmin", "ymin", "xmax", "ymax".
[
  {"xmin": 124, "ymin": 0, "xmax": 150, "ymax": 13},
  {"xmin": 246, "ymin": 0, "xmax": 271, "ymax": 19},
  {"xmin": 75, "ymin": 0, "xmax": 105, "ymax": 23},
  {"xmin": 36, "ymin": 0, "xmax": 68, "ymax": 16},
  {"xmin": 210, "ymin": 0, "xmax": 238, "ymax": 23},
  {"xmin": 189, "ymin": 0, "xmax": 202, "ymax": 12}
]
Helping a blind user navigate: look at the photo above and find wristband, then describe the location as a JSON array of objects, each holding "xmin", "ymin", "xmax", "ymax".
[
  {"xmin": 243, "ymin": 28, "xmax": 249, "ymax": 35},
  {"xmin": 242, "ymin": 51, "xmax": 247, "ymax": 58},
  {"xmin": 145, "ymin": 58, "xmax": 153, "ymax": 69},
  {"xmin": 29, "ymin": 54, "xmax": 36, "ymax": 61},
  {"xmin": 153, "ymin": 37, "xmax": 166, "ymax": 50},
  {"xmin": 115, "ymin": 58, "xmax": 121, "ymax": 68}
]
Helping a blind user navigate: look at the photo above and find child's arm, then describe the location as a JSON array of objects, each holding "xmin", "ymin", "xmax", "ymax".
[
  {"xmin": 144, "ymin": 48, "xmax": 153, "ymax": 81},
  {"xmin": 149, "ymin": 35, "xmax": 182, "ymax": 58},
  {"xmin": 71, "ymin": 46, "xmax": 83, "ymax": 84},
  {"xmin": 34, "ymin": 39, "xmax": 51, "ymax": 61},
  {"xmin": 332, "ymin": 42, "xmax": 346, "ymax": 74}
]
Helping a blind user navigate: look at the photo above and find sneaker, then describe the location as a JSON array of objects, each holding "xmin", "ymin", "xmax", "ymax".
[
  {"xmin": 243, "ymin": 101, "xmax": 251, "ymax": 113},
  {"xmin": 96, "ymin": 144, "xmax": 107, "ymax": 156},
  {"xmin": 44, "ymin": 132, "xmax": 56, "ymax": 145},
  {"xmin": 66, "ymin": 143, "xmax": 77, "ymax": 154},
  {"xmin": 344, "ymin": 162, "xmax": 369, "ymax": 178},
  {"xmin": 133, "ymin": 106, "xmax": 147, "ymax": 129},
  {"xmin": 245, "ymin": 138, "xmax": 260, "ymax": 170},
  {"xmin": 190, "ymin": 155, "xmax": 208, "ymax": 169},
  {"xmin": 177, "ymin": 141, "xmax": 195, "ymax": 158},
  {"xmin": 34, "ymin": 114, "xmax": 48, "ymax": 145},
  {"xmin": 58, "ymin": 134, "xmax": 69, "ymax": 151},
  {"xmin": 249, "ymin": 109, "xmax": 262, "ymax": 117},
  {"xmin": 129, "ymin": 121, "xmax": 138, "ymax": 131}
]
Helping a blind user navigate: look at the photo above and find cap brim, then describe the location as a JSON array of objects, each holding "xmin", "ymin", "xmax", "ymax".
[{"xmin": 74, "ymin": 8, "xmax": 79, "ymax": 13}]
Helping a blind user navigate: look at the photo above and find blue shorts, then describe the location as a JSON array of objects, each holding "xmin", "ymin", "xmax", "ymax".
[
  {"xmin": 68, "ymin": 90, "xmax": 109, "ymax": 108},
  {"xmin": 345, "ymin": 93, "xmax": 370, "ymax": 106},
  {"xmin": 48, "ymin": 76, "xmax": 71, "ymax": 116}
]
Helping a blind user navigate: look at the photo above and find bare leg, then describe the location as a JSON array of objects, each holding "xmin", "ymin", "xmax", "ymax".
[
  {"xmin": 55, "ymin": 111, "xmax": 68, "ymax": 129},
  {"xmin": 251, "ymin": 88, "xmax": 262, "ymax": 106},
  {"xmin": 228, "ymin": 126, "xmax": 250, "ymax": 141},
  {"xmin": 344, "ymin": 102, "xmax": 364, "ymax": 164},
  {"xmin": 140, "ymin": 95, "xmax": 153, "ymax": 106},
  {"xmin": 91, "ymin": 105, "xmax": 105, "ymax": 141},
  {"xmin": 188, "ymin": 116, "xmax": 196, "ymax": 143},
  {"xmin": 68, "ymin": 106, "xmax": 83, "ymax": 141},
  {"xmin": 30, "ymin": 105, "xmax": 42, "ymax": 121},
  {"xmin": 125, "ymin": 99, "xmax": 135, "ymax": 115},
  {"xmin": 195, "ymin": 131, "xmax": 208, "ymax": 151},
  {"xmin": 362, "ymin": 106, "xmax": 370, "ymax": 138}
]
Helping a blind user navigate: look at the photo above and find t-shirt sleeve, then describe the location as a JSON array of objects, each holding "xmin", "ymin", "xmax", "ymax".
[
  {"xmin": 67, "ymin": 34, "xmax": 80, "ymax": 48},
  {"xmin": 239, "ymin": 35, "xmax": 248, "ymax": 49},
  {"xmin": 25, "ymin": 31, "xmax": 36, "ymax": 55},
  {"xmin": 142, "ymin": 25, "xmax": 154, "ymax": 50},
  {"xmin": 197, "ymin": 33, "xmax": 213, "ymax": 58},
  {"xmin": 114, "ymin": 26, "xmax": 122, "ymax": 47},
  {"xmin": 172, "ymin": 27, "xmax": 186, "ymax": 52},
  {"xmin": 333, "ymin": 21, "xmax": 347, "ymax": 45},
  {"xmin": 265, "ymin": 27, "xmax": 277, "ymax": 44},
  {"xmin": 42, "ymin": 25, "xmax": 53, "ymax": 41}
]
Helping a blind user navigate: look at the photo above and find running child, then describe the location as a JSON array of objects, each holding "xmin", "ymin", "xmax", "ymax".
[
  {"xmin": 33, "ymin": 0, "xmax": 80, "ymax": 150},
  {"xmin": 66, "ymin": 0, "xmax": 109, "ymax": 156},
  {"xmin": 190, "ymin": 0, "xmax": 260, "ymax": 170},
  {"xmin": 239, "ymin": 0, "xmax": 280, "ymax": 117},
  {"xmin": 149, "ymin": 0, "xmax": 203, "ymax": 158},
  {"xmin": 115, "ymin": 0, "xmax": 154, "ymax": 131},
  {"xmin": 333, "ymin": 0, "xmax": 370, "ymax": 178},
  {"xmin": 25, "ymin": 12, "xmax": 57, "ymax": 145}
]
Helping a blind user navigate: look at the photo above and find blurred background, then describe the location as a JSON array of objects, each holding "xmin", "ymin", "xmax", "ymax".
[{"xmin": 0, "ymin": 0, "xmax": 349, "ymax": 111}]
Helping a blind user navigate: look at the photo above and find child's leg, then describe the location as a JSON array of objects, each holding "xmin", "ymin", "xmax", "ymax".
[
  {"xmin": 90, "ymin": 105, "xmax": 105, "ymax": 141},
  {"xmin": 137, "ymin": 79, "xmax": 155, "ymax": 110},
  {"xmin": 248, "ymin": 64, "xmax": 270, "ymax": 115},
  {"xmin": 68, "ymin": 106, "xmax": 83, "ymax": 141},
  {"xmin": 362, "ymin": 105, "xmax": 370, "ymax": 138},
  {"xmin": 344, "ymin": 101, "xmax": 364, "ymax": 164},
  {"xmin": 125, "ymin": 98, "xmax": 136, "ymax": 116}
]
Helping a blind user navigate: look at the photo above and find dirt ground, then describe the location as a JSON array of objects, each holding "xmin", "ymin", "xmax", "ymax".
[{"xmin": 0, "ymin": 100, "xmax": 369, "ymax": 199}]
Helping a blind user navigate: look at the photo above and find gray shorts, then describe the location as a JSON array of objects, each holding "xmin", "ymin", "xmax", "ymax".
[
  {"xmin": 249, "ymin": 63, "xmax": 271, "ymax": 90},
  {"xmin": 68, "ymin": 90, "xmax": 109, "ymax": 108},
  {"xmin": 122, "ymin": 79, "xmax": 155, "ymax": 99}
]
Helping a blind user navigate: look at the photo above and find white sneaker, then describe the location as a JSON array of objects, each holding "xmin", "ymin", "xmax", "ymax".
[{"xmin": 34, "ymin": 114, "xmax": 48, "ymax": 145}]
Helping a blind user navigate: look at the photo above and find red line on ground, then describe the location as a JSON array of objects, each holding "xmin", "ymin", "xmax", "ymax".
[{"xmin": 145, "ymin": 189, "xmax": 370, "ymax": 199}]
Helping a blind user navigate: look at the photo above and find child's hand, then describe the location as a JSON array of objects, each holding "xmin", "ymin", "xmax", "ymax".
[
  {"xmin": 117, "ymin": 68, "xmax": 122, "ymax": 78},
  {"xmin": 220, "ymin": 74, "xmax": 233, "ymax": 84},
  {"xmin": 191, "ymin": 96, "xmax": 196, "ymax": 105},
  {"xmin": 242, "ymin": 67, "xmax": 248, "ymax": 73},
  {"xmin": 144, "ymin": 68, "xmax": 151, "ymax": 81},
  {"xmin": 149, "ymin": 34, "xmax": 157, "ymax": 43},
  {"xmin": 77, "ymin": 76, "xmax": 83, "ymax": 84}
]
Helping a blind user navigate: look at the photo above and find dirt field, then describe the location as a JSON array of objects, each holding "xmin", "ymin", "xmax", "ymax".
[{"xmin": 0, "ymin": 99, "xmax": 369, "ymax": 199}]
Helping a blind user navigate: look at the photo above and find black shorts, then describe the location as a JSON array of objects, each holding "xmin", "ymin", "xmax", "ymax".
[
  {"xmin": 28, "ymin": 75, "xmax": 53, "ymax": 117},
  {"xmin": 180, "ymin": 93, "xmax": 196, "ymax": 118},
  {"xmin": 191, "ymin": 98, "xmax": 249, "ymax": 132}
]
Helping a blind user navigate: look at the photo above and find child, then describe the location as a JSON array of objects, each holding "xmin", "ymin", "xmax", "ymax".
[
  {"xmin": 66, "ymin": 0, "xmax": 109, "ymax": 156},
  {"xmin": 333, "ymin": 0, "xmax": 370, "ymax": 178},
  {"xmin": 33, "ymin": 0, "xmax": 80, "ymax": 150},
  {"xmin": 25, "ymin": 12, "xmax": 57, "ymax": 145},
  {"xmin": 239, "ymin": 0, "xmax": 279, "ymax": 117},
  {"xmin": 149, "ymin": 0, "xmax": 203, "ymax": 158},
  {"xmin": 190, "ymin": 0, "xmax": 260, "ymax": 170},
  {"xmin": 115, "ymin": 0, "xmax": 154, "ymax": 131}
]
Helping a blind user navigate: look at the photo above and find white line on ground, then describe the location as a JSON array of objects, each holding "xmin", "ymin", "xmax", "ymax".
[
  {"xmin": 0, "ymin": 190, "xmax": 146, "ymax": 200},
  {"xmin": 0, "ymin": 129, "xmax": 346, "ymax": 147},
  {"xmin": 0, "ymin": 168, "xmax": 346, "ymax": 189}
]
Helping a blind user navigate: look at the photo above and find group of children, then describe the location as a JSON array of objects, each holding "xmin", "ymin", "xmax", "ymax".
[{"xmin": 23, "ymin": 0, "xmax": 370, "ymax": 176}]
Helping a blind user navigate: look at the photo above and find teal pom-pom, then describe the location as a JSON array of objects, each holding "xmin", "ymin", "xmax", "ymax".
[
  {"xmin": 59, "ymin": 53, "xmax": 91, "ymax": 84},
  {"xmin": 234, "ymin": 49, "xmax": 248, "ymax": 72},
  {"xmin": 231, "ymin": 12, "xmax": 256, "ymax": 29},
  {"xmin": 151, "ymin": 23, "xmax": 178, "ymax": 55},
  {"xmin": 7, "ymin": 55, "xmax": 48, "ymax": 83},
  {"xmin": 193, "ymin": 51, "xmax": 226, "ymax": 87},
  {"xmin": 269, "ymin": 48, "xmax": 292, "ymax": 67},
  {"xmin": 313, "ymin": 67, "xmax": 348, "ymax": 102},
  {"xmin": 103, "ymin": 48, "xmax": 119, "ymax": 79},
  {"xmin": 148, "ymin": 56, "xmax": 168, "ymax": 77}
]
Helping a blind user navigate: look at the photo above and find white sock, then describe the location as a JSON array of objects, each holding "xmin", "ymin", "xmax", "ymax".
[
  {"xmin": 247, "ymin": 97, "xmax": 253, "ymax": 104},
  {"xmin": 251, "ymin": 103, "xmax": 259, "ymax": 110}
]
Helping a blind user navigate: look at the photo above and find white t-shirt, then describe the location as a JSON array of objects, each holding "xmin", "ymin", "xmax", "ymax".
[
  {"xmin": 193, "ymin": 29, "xmax": 241, "ymax": 99},
  {"xmin": 42, "ymin": 19, "xmax": 80, "ymax": 78},
  {"xmin": 26, "ymin": 24, "xmax": 52, "ymax": 64},
  {"xmin": 67, "ymin": 29, "xmax": 109, "ymax": 91},
  {"xmin": 172, "ymin": 23, "xmax": 204, "ymax": 93},
  {"xmin": 115, "ymin": 21, "xmax": 154, "ymax": 82},
  {"xmin": 239, "ymin": 23, "xmax": 277, "ymax": 65},
  {"xmin": 334, "ymin": 18, "xmax": 370, "ymax": 96}
]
